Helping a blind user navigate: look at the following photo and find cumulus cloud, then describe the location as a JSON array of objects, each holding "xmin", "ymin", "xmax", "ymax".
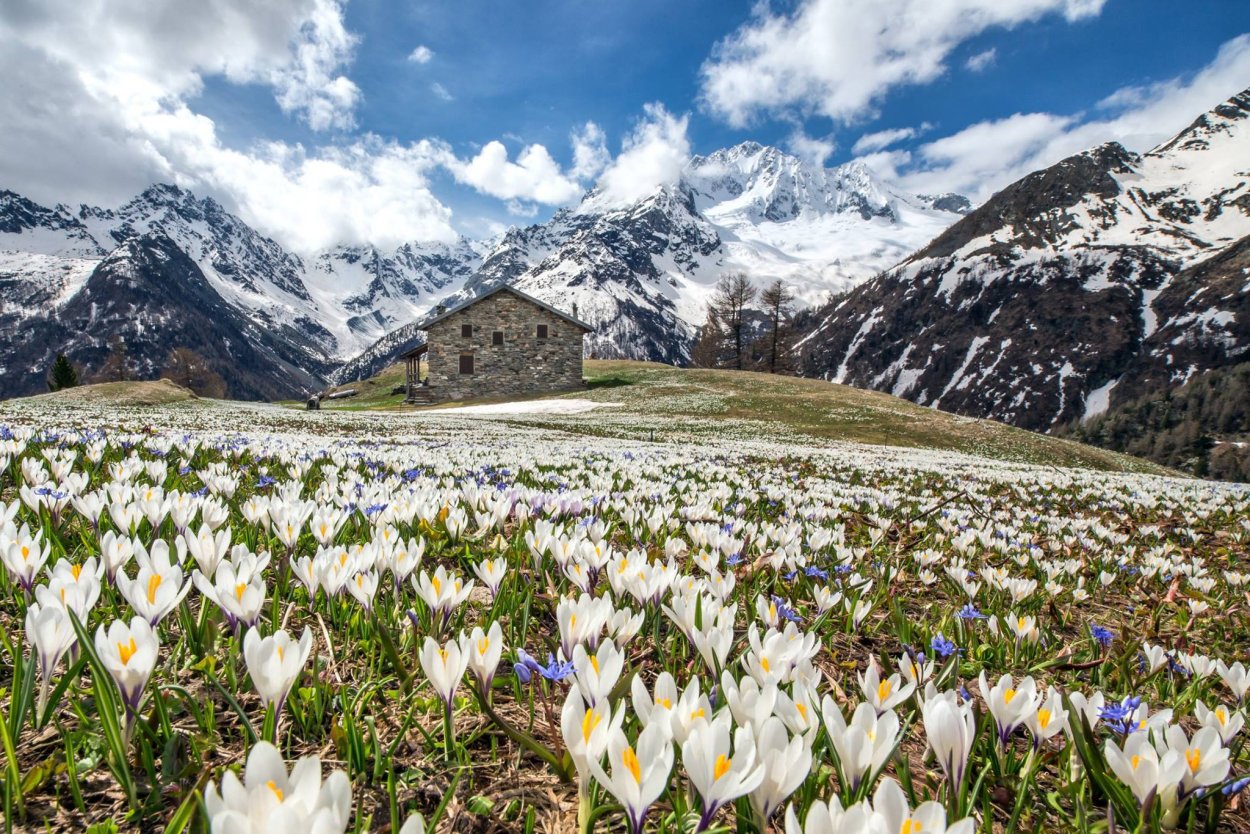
[
  {"xmin": 965, "ymin": 48, "xmax": 997, "ymax": 72},
  {"xmin": 0, "ymin": 0, "xmax": 470, "ymax": 252},
  {"xmin": 444, "ymin": 141, "xmax": 583, "ymax": 204},
  {"xmin": 570, "ymin": 122, "xmax": 611, "ymax": 181},
  {"xmin": 407, "ymin": 45, "xmax": 434, "ymax": 64},
  {"xmin": 594, "ymin": 104, "xmax": 691, "ymax": 207},
  {"xmin": 892, "ymin": 34, "xmax": 1250, "ymax": 201},
  {"xmin": 429, "ymin": 82, "xmax": 455, "ymax": 102},
  {"xmin": 786, "ymin": 130, "xmax": 836, "ymax": 166},
  {"xmin": 700, "ymin": 0, "xmax": 1106, "ymax": 126},
  {"xmin": 852, "ymin": 126, "xmax": 921, "ymax": 155}
]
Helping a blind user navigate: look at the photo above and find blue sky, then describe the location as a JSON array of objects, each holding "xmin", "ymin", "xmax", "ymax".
[{"xmin": 1, "ymin": 0, "xmax": 1248, "ymax": 250}]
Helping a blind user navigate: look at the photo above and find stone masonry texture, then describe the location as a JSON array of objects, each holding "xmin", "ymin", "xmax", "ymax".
[{"xmin": 422, "ymin": 290, "xmax": 586, "ymax": 401}]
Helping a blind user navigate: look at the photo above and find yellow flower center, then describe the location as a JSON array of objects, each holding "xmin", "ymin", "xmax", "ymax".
[
  {"xmin": 582, "ymin": 708, "xmax": 602, "ymax": 743},
  {"xmin": 1187, "ymin": 748, "xmax": 1201, "ymax": 773},
  {"xmin": 622, "ymin": 746, "xmax": 641, "ymax": 784},
  {"xmin": 900, "ymin": 820, "xmax": 922, "ymax": 834},
  {"xmin": 590, "ymin": 655, "xmax": 600, "ymax": 674},
  {"xmin": 1004, "ymin": 688, "xmax": 1017, "ymax": 705},
  {"xmin": 146, "ymin": 573, "xmax": 163, "ymax": 604},
  {"xmin": 266, "ymin": 780, "xmax": 284, "ymax": 801},
  {"xmin": 1130, "ymin": 754, "xmax": 1141, "ymax": 770},
  {"xmin": 478, "ymin": 637, "xmax": 490, "ymax": 655},
  {"xmin": 690, "ymin": 708, "xmax": 705, "ymax": 720},
  {"xmin": 236, "ymin": 583, "xmax": 247, "ymax": 600},
  {"xmin": 1216, "ymin": 707, "xmax": 1228, "ymax": 726},
  {"xmin": 71, "ymin": 563, "xmax": 83, "ymax": 580},
  {"xmin": 432, "ymin": 576, "xmax": 442, "ymax": 594},
  {"xmin": 20, "ymin": 545, "xmax": 29, "ymax": 560},
  {"xmin": 760, "ymin": 657, "xmax": 771, "ymax": 673},
  {"xmin": 796, "ymin": 702, "xmax": 808, "ymax": 720},
  {"xmin": 118, "ymin": 638, "xmax": 137, "ymax": 665},
  {"xmin": 1037, "ymin": 708, "xmax": 1051, "ymax": 729},
  {"xmin": 877, "ymin": 680, "xmax": 893, "ymax": 703},
  {"xmin": 656, "ymin": 697, "xmax": 672, "ymax": 710},
  {"xmin": 714, "ymin": 754, "xmax": 732, "ymax": 780}
]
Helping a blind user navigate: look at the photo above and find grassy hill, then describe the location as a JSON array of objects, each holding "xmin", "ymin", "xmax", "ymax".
[{"xmin": 319, "ymin": 360, "xmax": 1173, "ymax": 474}]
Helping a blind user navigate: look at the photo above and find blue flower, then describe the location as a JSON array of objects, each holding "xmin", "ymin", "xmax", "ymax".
[
  {"xmin": 1222, "ymin": 777, "xmax": 1250, "ymax": 796},
  {"xmin": 771, "ymin": 596, "xmax": 803, "ymax": 623},
  {"xmin": 256, "ymin": 475, "xmax": 276, "ymax": 488},
  {"xmin": 804, "ymin": 566, "xmax": 829, "ymax": 581},
  {"xmin": 931, "ymin": 634, "xmax": 957, "ymax": 658},
  {"xmin": 1090, "ymin": 624, "xmax": 1115, "ymax": 649},
  {"xmin": 956, "ymin": 604, "xmax": 987, "ymax": 620}
]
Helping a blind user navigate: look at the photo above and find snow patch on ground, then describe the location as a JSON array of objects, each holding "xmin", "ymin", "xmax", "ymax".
[{"xmin": 429, "ymin": 399, "xmax": 623, "ymax": 416}]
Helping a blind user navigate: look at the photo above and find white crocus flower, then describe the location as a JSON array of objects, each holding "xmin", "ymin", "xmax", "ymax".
[
  {"xmin": 922, "ymin": 689, "xmax": 976, "ymax": 790},
  {"xmin": 3, "ymin": 524, "xmax": 51, "ymax": 591},
  {"xmin": 116, "ymin": 540, "xmax": 192, "ymax": 626},
  {"xmin": 589, "ymin": 722, "xmax": 673, "ymax": 834},
  {"xmin": 243, "ymin": 627, "xmax": 313, "ymax": 719},
  {"xmin": 1162, "ymin": 724, "xmax": 1230, "ymax": 799},
  {"xmin": 203, "ymin": 741, "xmax": 352, "ymax": 834},
  {"xmin": 177, "ymin": 523, "xmax": 232, "ymax": 577},
  {"xmin": 418, "ymin": 633, "xmax": 470, "ymax": 708},
  {"xmin": 748, "ymin": 717, "xmax": 812, "ymax": 826},
  {"xmin": 820, "ymin": 698, "xmax": 899, "ymax": 793},
  {"xmin": 25, "ymin": 601, "xmax": 76, "ymax": 717},
  {"xmin": 561, "ymin": 690, "xmax": 624, "ymax": 829},
  {"xmin": 1104, "ymin": 732, "xmax": 1185, "ymax": 809},
  {"xmin": 572, "ymin": 640, "xmax": 624, "ymax": 707},
  {"xmin": 873, "ymin": 777, "xmax": 975, "ymax": 834},
  {"xmin": 1217, "ymin": 660, "xmax": 1250, "ymax": 703},
  {"xmin": 1025, "ymin": 685, "xmax": 1069, "ymax": 750},
  {"xmin": 346, "ymin": 570, "xmax": 379, "ymax": 612},
  {"xmin": 412, "ymin": 566, "xmax": 474, "ymax": 631},
  {"xmin": 472, "ymin": 557, "xmax": 507, "ymax": 598},
  {"xmin": 978, "ymin": 672, "xmax": 1040, "ymax": 748},
  {"xmin": 1195, "ymin": 700, "xmax": 1243, "ymax": 744},
  {"xmin": 683, "ymin": 712, "xmax": 764, "ymax": 830},
  {"xmin": 94, "ymin": 616, "xmax": 159, "ymax": 739},
  {"xmin": 859, "ymin": 656, "xmax": 914, "ymax": 715},
  {"xmin": 467, "ymin": 621, "xmax": 505, "ymax": 693},
  {"xmin": 98, "ymin": 530, "xmax": 136, "ymax": 584}
]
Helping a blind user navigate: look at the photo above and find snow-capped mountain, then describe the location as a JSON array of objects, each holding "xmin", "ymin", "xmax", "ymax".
[
  {"xmin": 798, "ymin": 87, "xmax": 1250, "ymax": 432},
  {"xmin": 0, "ymin": 186, "xmax": 485, "ymax": 397},
  {"xmin": 2, "ymin": 139, "xmax": 969, "ymax": 396},
  {"xmin": 336, "ymin": 143, "xmax": 970, "ymax": 381}
]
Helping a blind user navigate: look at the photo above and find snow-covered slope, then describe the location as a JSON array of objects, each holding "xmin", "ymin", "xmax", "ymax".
[{"xmin": 799, "ymin": 87, "xmax": 1250, "ymax": 432}]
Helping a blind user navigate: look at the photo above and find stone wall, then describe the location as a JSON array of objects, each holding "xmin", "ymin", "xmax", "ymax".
[{"xmin": 423, "ymin": 290, "xmax": 586, "ymax": 401}]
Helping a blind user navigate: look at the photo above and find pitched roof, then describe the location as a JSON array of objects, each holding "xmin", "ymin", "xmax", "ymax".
[{"xmin": 418, "ymin": 284, "xmax": 593, "ymax": 332}]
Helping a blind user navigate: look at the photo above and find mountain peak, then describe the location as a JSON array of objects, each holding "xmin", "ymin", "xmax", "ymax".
[{"xmin": 1152, "ymin": 87, "xmax": 1250, "ymax": 156}]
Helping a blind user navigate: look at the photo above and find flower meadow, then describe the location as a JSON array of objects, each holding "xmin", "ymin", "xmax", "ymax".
[{"xmin": 0, "ymin": 400, "xmax": 1249, "ymax": 834}]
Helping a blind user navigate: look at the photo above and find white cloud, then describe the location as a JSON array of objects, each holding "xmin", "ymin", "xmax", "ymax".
[
  {"xmin": 444, "ymin": 141, "xmax": 583, "ymax": 204},
  {"xmin": 505, "ymin": 199, "xmax": 540, "ymax": 218},
  {"xmin": 0, "ymin": 0, "xmax": 460, "ymax": 252},
  {"xmin": 570, "ymin": 122, "xmax": 611, "ymax": 181},
  {"xmin": 594, "ymin": 103, "xmax": 691, "ymax": 207},
  {"xmin": 892, "ymin": 34, "xmax": 1250, "ymax": 200},
  {"xmin": 700, "ymin": 0, "xmax": 1106, "ymax": 126},
  {"xmin": 407, "ymin": 45, "xmax": 434, "ymax": 64},
  {"xmin": 852, "ymin": 126, "xmax": 919, "ymax": 154},
  {"xmin": 786, "ymin": 130, "xmax": 836, "ymax": 166},
  {"xmin": 965, "ymin": 48, "xmax": 997, "ymax": 72},
  {"xmin": 430, "ymin": 82, "xmax": 454, "ymax": 101}
]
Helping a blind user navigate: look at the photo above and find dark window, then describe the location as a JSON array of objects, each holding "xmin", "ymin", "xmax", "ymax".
[
  {"xmin": 459, "ymin": 353, "xmax": 474, "ymax": 375},
  {"xmin": 492, "ymin": 330, "xmax": 504, "ymax": 346},
  {"xmin": 536, "ymin": 324, "xmax": 549, "ymax": 339},
  {"xmin": 461, "ymin": 324, "xmax": 472, "ymax": 338}
]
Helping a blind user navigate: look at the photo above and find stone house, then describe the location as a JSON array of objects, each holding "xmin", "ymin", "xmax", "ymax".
[{"xmin": 401, "ymin": 285, "xmax": 591, "ymax": 404}]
